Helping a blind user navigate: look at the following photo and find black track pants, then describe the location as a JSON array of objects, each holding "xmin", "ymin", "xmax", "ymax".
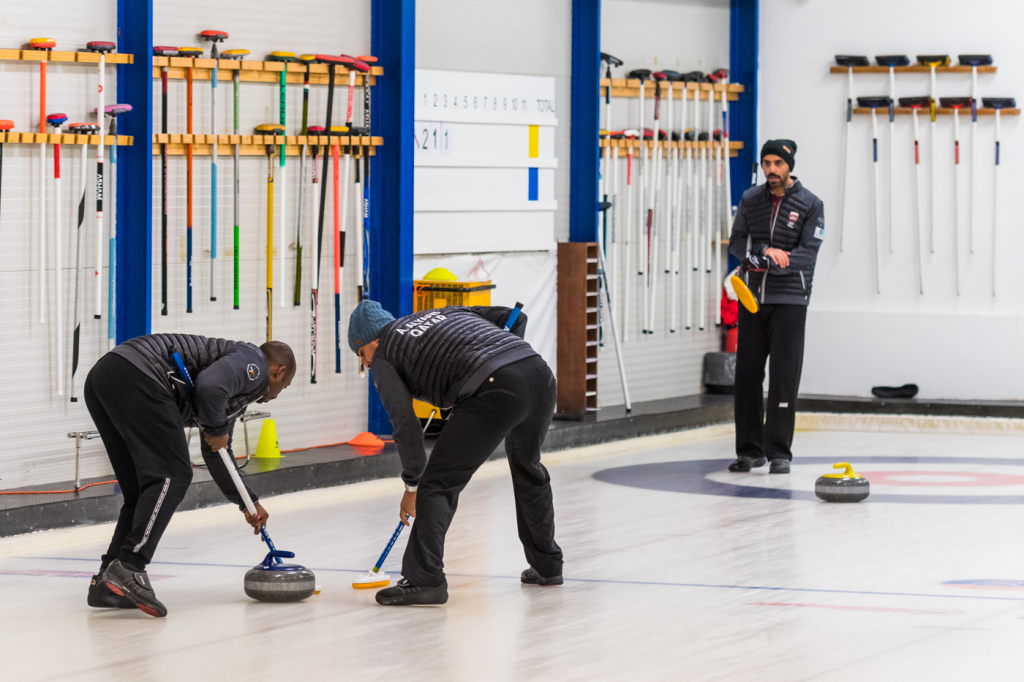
[
  {"xmin": 402, "ymin": 355, "xmax": 563, "ymax": 588},
  {"xmin": 734, "ymin": 303, "xmax": 808, "ymax": 462},
  {"xmin": 84, "ymin": 353, "xmax": 193, "ymax": 570}
]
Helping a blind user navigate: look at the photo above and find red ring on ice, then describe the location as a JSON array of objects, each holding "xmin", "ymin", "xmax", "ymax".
[{"xmin": 861, "ymin": 471, "xmax": 1024, "ymax": 487}]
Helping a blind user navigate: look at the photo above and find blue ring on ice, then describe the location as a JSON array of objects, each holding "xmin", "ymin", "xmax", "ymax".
[{"xmin": 592, "ymin": 456, "xmax": 1024, "ymax": 504}]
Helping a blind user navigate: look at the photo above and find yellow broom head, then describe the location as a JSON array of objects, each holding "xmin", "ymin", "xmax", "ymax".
[{"xmin": 731, "ymin": 275, "xmax": 759, "ymax": 314}]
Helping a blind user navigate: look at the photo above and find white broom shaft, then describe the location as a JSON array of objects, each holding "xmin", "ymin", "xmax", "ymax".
[
  {"xmin": 954, "ymin": 109, "xmax": 962, "ymax": 296},
  {"xmin": 993, "ymin": 110, "xmax": 1001, "ymax": 297},
  {"xmin": 970, "ymin": 68, "xmax": 978, "ymax": 254},
  {"xmin": 612, "ymin": 146, "xmax": 620, "ymax": 341},
  {"xmin": 638, "ymin": 82, "xmax": 645, "ymax": 279},
  {"xmin": 722, "ymin": 90, "xmax": 732, "ymax": 228},
  {"xmin": 218, "ymin": 449, "xmax": 257, "ymax": 516},
  {"xmin": 929, "ymin": 67, "xmax": 938, "ymax": 253},
  {"xmin": 839, "ymin": 68, "xmax": 853, "ymax": 252},
  {"xmin": 623, "ymin": 146, "xmax": 633, "ymax": 343},
  {"xmin": 55, "ymin": 135, "xmax": 64, "ymax": 395},
  {"xmin": 597, "ymin": 243, "xmax": 631, "ymax": 412},
  {"xmin": 95, "ymin": 54, "xmax": 104, "ymax": 319},
  {"xmin": 72, "ymin": 143, "xmax": 87, "ymax": 398},
  {"xmin": 888, "ymin": 67, "xmax": 896, "ymax": 253},
  {"xmin": 700, "ymin": 133, "xmax": 708, "ymax": 330},
  {"xmin": 38, "ymin": 143, "xmax": 46, "ymax": 323},
  {"xmin": 871, "ymin": 110, "xmax": 881, "ymax": 294},
  {"xmin": 714, "ymin": 140, "xmax": 721, "ymax": 325},
  {"xmin": 706, "ymin": 95, "xmax": 713, "ymax": 274},
  {"xmin": 686, "ymin": 149, "xmax": 694, "ymax": 330},
  {"xmin": 912, "ymin": 110, "xmax": 923, "ymax": 295}
]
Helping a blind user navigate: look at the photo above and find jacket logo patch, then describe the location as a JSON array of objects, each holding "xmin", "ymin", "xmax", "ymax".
[
  {"xmin": 787, "ymin": 211, "xmax": 799, "ymax": 228},
  {"xmin": 247, "ymin": 364, "xmax": 260, "ymax": 381}
]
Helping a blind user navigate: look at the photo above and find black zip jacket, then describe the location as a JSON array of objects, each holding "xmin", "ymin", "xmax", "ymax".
[
  {"xmin": 112, "ymin": 334, "xmax": 269, "ymax": 436},
  {"xmin": 110, "ymin": 334, "xmax": 269, "ymax": 511},
  {"xmin": 371, "ymin": 306, "xmax": 532, "ymax": 486},
  {"xmin": 728, "ymin": 178, "xmax": 824, "ymax": 305}
]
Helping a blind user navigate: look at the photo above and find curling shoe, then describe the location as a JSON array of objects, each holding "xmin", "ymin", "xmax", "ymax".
[
  {"xmin": 521, "ymin": 567, "xmax": 563, "ymax": 586},
  {"xmin": 102, "ymin": 559, "xmax": 167, "ymax": 618},
  {"xmin": 375, "ymin": 578, "xmax": 449, "ymax": 606},
  {"xmin": 728, "ymin": 456, "xmax": 766, "ymax": 472},
  {"xmin": 769, "ymin": 460, "xmax": 791, "ymax": 474},
  {"xmin": 88, "ymin": 574, "xmax": 135, "ymax": 609}
]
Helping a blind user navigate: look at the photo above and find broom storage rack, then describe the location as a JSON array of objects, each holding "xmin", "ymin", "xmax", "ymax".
[
  {"xmin": 152, "ymin": 134, "xmax": 383, "ymax": 156},
  {"xmin": 830, "ymin": 65, "xmax": 997, "ymax": 74},
  {"xmin": 0, "ymin": 49, "xmax": 133, "ymax": 64},
  {"xmin": 0, "ymin": 132, "xmax": 133, "ymax": 145},
  {"xmin": 152, "ymin": 56, "xmax": 381, "ymax": 86},
  {"xmin": 852, "ymin": 107, "xmax": 1019, "ymax": 116},
  {"xmin": 600, "ymin": 79, "xmax": 744, "ymax": 101},
  {"xmin": 600, "ymin": 138, "xmax": 744, "ymax": 157}
]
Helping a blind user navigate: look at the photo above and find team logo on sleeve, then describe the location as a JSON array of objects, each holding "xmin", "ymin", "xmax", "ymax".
[
  {"xmin": 247, "ymin": 364, "xmax": 260, "ymax": 381},
  {"xmin": 787, "ymin": 211, "xmax": 799, "ymax": 228},
  {"xmin": 814, "ymin": 215, "xmax": 824, "ymax": 240}
]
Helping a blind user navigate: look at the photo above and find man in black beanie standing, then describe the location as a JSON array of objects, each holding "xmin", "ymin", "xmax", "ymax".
[{"xmin": 726, "ymin": 140, "xmax": 824, "ymax": 474}]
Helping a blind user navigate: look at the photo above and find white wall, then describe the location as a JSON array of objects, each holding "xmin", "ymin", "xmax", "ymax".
[
  {"xmin": 0, "ymin": 0, "xmax": 377, "ymax": 489},
  {"xmin": 414, "ymin": 0, "xmax": 572, "ymax": 374},
  {"xmin": 0, "ymin": 3, "xmax": 121, "ymax": 489},
  {"xmin": 761, "ymin": 0, "xmax": 1024, "ymax": 400}
]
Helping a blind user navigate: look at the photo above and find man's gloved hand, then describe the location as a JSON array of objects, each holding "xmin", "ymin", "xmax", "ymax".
[{"xmin": 741, "ymin": 254, "xmax": 765, "ymax": 274}]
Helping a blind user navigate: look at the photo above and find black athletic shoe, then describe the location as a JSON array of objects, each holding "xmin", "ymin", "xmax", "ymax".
[
  {"xmin": 728, "ymin": 457, "xmax": 766, "ymax": 472},
  {"xmin": 375, "ymin": 578, "xmax": 449, "ymax": 606},
  {"xmin": 769, "ymin": 460, "xmax": 791, "ymax": 474},
  {"xmin": 521, "ymin": 567, "xmax": 563, "ymax": 586},
  {"xmin": 88, "ymin": 574, "xmax": 135, "ymax": 609},
  {"xmin": 101, "ymin": 559, "xmax": 167, "ymax": 618}
]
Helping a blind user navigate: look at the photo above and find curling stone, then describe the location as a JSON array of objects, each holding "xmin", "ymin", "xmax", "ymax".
[
  {"xmin": 244, "ymin": 550, "xmax": 317, "ymax": 602},
  {"xmin": 815, "ymin": 462, "xmax": 870, "ymax": 503}
]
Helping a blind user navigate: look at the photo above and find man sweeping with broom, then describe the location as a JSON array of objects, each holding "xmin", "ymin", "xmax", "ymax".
[
  {"xmin": 84, "ymin": 335, "xmax": 296, "ymax": 617},
  {"xmin": 348, "ymin": 300, "xmax": 563, "ymax": 606}
]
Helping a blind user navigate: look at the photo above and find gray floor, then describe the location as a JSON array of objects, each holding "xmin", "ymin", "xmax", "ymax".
[{"xmin": 3, "ymin": 424, "xmax": 1023, "ymax": 681}]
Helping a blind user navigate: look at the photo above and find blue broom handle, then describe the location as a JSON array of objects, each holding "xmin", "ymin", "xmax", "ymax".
[
  {"xmin": 503, "ymin": 302, "xmax": 524, "ymax": 331},
  {"xmin": 372, "ymin": 516, "xmax": 410, "ymax": 573}
]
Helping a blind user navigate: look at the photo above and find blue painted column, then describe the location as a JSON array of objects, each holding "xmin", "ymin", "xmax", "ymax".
[
  {"xmin": 569, "ymin": 0, "xmax": 600, "ymax": 243},
  {"xmin": 730, "ymin": 0, "xmax": 758, "ymax": 203},
  {"xmin": 368, "ymin": 0, "xmax": 415, "ymax": 434},
  {"xmin": 116, "ymin": 0, "xmax": 154, "ymax": 341}
]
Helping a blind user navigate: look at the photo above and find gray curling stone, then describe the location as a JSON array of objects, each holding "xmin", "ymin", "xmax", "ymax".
[
  {"xmin": 815, "ymin": 462, "xmax": 870, "ymax": 503},
  {"xmin": 244, "ymin": 550, "xmax": 317, "ymax": 602}
]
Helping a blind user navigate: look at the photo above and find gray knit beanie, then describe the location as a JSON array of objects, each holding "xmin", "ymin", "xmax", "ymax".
[{"xmin": 348, "ymin": 300, "xmax": 395, "ymax": 353}]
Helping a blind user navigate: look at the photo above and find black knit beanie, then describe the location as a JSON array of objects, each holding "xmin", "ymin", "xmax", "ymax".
[{"xmin": 760, "ymin": 139, "xmax": 797, "ymax": 171}]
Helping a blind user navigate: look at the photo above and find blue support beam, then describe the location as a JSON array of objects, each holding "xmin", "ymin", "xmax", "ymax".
[
  {"xmin": 728, "ymin": 0, "xmax": 758, "ymax": 270},
  {"xmin": 730, "ymin": 0, "xmax": 758, "ymax": 203},
  {"xmin": 116, "ymin": 0, "xmax": 154, "ymax": 342},
  {"xmin": 368, "ymin": 0, "xmax": 415, "ymax": 434},
  {"xmin": 569, "ymin": 0, "xmax": 600, "ymax": 243}
]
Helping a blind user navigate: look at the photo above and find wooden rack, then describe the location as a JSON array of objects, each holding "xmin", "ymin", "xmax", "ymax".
[
  {"xmin": 0, "ymin": 132, "xmax": 133, "ymax": 145},
  {"xmin": 600, "ymin": 79, "xmax": 744, "ymax": 101},
  {"xmin": 557, "ymin": 242, "xmax": 600, "ymax": 415},
  {"xmin": 152, "ymin": 134, "xmax": 382, "ymax": 156},
  {"xmin": 152, "ymin": 57, "xmax": 381, "ymax": 86},
  {"xmin": 600, "ymin": 138, "xmax": 744, "ymax": 157},
  {"xmin": 853, "ymin": 107, "xmax": 1019, "ymax": 116},
  {"xmin": 0, "ymin": 49, "xmax": 133, "ymax": 64},
  {"xmin": 830, "ymin": 65, "xmax": 996, "ymax": 74}
]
